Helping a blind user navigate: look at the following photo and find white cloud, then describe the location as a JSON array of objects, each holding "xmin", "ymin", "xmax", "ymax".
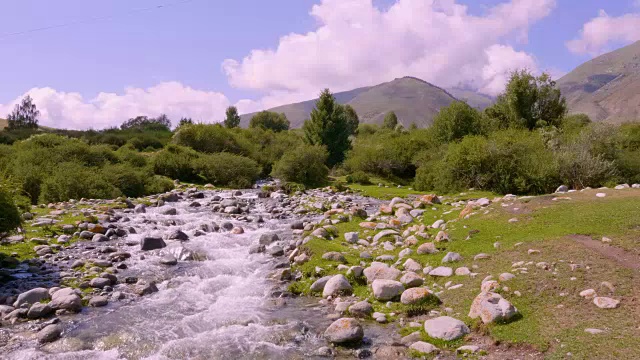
[
  {"xmin": 223, "ymin": 0, "xmax": 556, "ymax": 99},
  {"xmin": 0, "ymin": 82, "xmax": 234, "ymax": 130},
  {"xmin": 567, "ymin": 10, "xmax": 640, "ymax": 56}
]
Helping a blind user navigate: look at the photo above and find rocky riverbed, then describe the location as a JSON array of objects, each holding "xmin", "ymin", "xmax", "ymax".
[{"xmin": 2, "ymin": 183, "xmax": 638, "ymax": 359}]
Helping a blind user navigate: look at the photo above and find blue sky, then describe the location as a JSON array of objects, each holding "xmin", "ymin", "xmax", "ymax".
[{"xmin": 1, "ymin": 0, "xmax": 639, "ymax": 128}]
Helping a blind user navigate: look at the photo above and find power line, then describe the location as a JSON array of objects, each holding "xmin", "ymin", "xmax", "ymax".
[{"xmin": 0, "ymin": 0, "xmax": 196, "ymax": 40}]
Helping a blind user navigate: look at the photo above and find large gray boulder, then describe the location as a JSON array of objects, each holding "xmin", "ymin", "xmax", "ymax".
[
  {"xmin": 424, "ymin": 316, "xmax": 469, "ymax": 341},
  {"xmin": 13, "ymin": 288, "xmax": 50, "ymax": 308},
  {"xmin": 372, "ymin": 279, "xmax": 404, "ymax": 301},
  {"xmin": 49, "ymin": 288, "xmax": 82, "ymax": 312},
  {"xmin": 259, "ymin": 233, "xmax": 280, "ymax": 245},
  {"xmin": 401, "ymin": 288, "xmax": 440, "ymax": 306},
  {"xmin": 363, "ymin": 263, "xmax": 401, "ymax": 283},
  {"xmin": 38, "ymin": 324, "xmax": 63, "ymax": 343},
  {"xmin": 310, "ymin": 276, "xmax": 333, "ymax": 293},
  {"xmin": 322, "ymin": 275, "xmax": 353, "ymax": 297},
  {"xmin": 348, "ymin": 301, "xmax": 373, "ymax": 318},
  {"xmin": 324, "ymin": 318, "xmax": 364, "ymax": 344}
]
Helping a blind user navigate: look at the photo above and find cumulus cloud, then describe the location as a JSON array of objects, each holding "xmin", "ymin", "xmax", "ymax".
[
  {"xmin": 223, "ymin": 0, "xmax": 555, "ymax": 100},
  {"xmin": 0, "ymin": 82, "xmax": 234, "ymax": 130},
  {"xmin": 567, "ymin": 10, "xmax": 640, "ymax": 56}
]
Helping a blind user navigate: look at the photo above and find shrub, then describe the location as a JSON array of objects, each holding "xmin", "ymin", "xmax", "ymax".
[
  {"xmin": 152, "ymin": 145, "xmax": 200, "ymax": 182},
  {"xmin": 431, "ymin": 101, "xmax": 486, "ymax": 143},
  {"xmin": 249, "ymin": 111, "xmax": 290, "ymax": 132},
  {"xmin": 346, "ymin": 171, "xmax": 372, "ymax": 185},
  {"xmin": 271, "ymin": 145, "xmax": 329, "ymax": 188},
  {"xmin": 0, "ymin": 187, "xmax": 22, "ymax": 234},
  {"xmin": 173, "ymin": 124, "xmax": 253, "ymax": 156},
  {"xmin": 102, "ymin": 164, "xmax": 148, "ymax": 198},
  {"xmin": 194, "ymin": 153, "xmax": 261, "ymax": 188},
  {"xmin": 144, "ymin": 175, "xmax": 175, "ymax": 195},
  {"xmin": 556, "ymin": 144, "xmax": 617, "ymax": 189},
  {"xmin": 39, "ymin": 162, "xmax": 121, "ymax": 203}
]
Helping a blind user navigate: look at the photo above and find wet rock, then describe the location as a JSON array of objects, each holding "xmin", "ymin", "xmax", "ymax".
[
  {"xmin": 140, "ymin": 237, "xmax": 166, "ymax": 251},
  {"xmin": 49, "ymin": 288, "xmax": 82, "ymax": 312},
  {"xmin": 134, "ymin": 280, "xmax": 158, "ymax": 296},
  {"xmin": 249, "ymin": 244, "xmax": 266, "ymax": 254},
  {"xmin": 324, "ymin": 318, "xmax": 364, "ymax": 344},
  {"xmin": 268, "ymin": 246, "xmax": 284, "ymax": 257},
  {"xmin": 323, "ymin": 275, "xmax": 353, "ymax": 297},
  {"xmin": 424, "ymin": 316, "xmax": 469, "ymax": 341},
  {"xmin": 160, "ymin": 254, "xmax": 178, "ymax": 265},
  {"xmin": 27, "ymin": 302, "xmax": 53, "ymax": 319},
  {"xmin": 166, "ymin": 230, "xmax": 189, "ymax": 241},
  {"xmin": 231, "ymin": 226, "xmax": 244, "ymax": 234},
  {"xmin": 259, "ymin": 233, "xmax": 280, "ymax": 245},
  {"xmin": 89, "ymin": 296, "xmax": 109, "ymax": 307},
  {"xmin": 469, "ymin": 292, "xmax": 518, "ymax": 324},
  {"xmin": 372, "ymin": 279, "xmax": 404, "ymax": 301},
  {"xmin": 13, "ymin": 287, "xmax": 50, "ymax": 308},
  {"xmin": 89, "ymin": 277, "xmax": 111, "ymax": 289},
  {"xmin": 38, "ymin": 324, "xmax": 63, "ymax": 343},
  {"xmin": 161, "ymin": 207, "xmax": 178, "ymax": 215},
  {"xmin": 134, "ymin": 204, "xmax": 146, "ymax": 213}
]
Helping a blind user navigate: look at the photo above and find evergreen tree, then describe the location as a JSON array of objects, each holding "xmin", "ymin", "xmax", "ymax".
[
  {"xmin": 303, "ymin": 89, "xmax": 354, "ymax": 167},
  {"xmin": 383, "ymin": 111, "xmax": 398, "ymax": 129},
  {"xmin": 344, "ymin": 104, "xmax": 360, "ymax": 135},
  {"xmin": 224, "ymin": 106, "xmax": 241, "ymax": 128},
  {"xmin": 7, "ymin": 95, "xmax": 39, "ymax": 130}
]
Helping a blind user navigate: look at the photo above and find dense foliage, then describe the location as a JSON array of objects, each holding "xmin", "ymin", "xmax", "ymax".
[
  {"xmin": 7, "ymin": 95, "xmax": 39, "ymax": 130},
  {"xmin": 1, "ymin": 68, "xmax": 639, "ymax": 236},
  {"xmin": 0, "ymin": 186, "xmax": 21, "ymax": 234}
]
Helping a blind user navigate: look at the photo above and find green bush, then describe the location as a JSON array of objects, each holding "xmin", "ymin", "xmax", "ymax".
[
  {"xmin": 271, "ymin": 144, "xmax": 329, "ymax": 188},
  {"xmin": 173, "ymin": 124, "xmax": 254, "ymax": 156},
  {"xmin": 40, "ymin": 162, "xmax": 122, "ymax": 203},
  {"xmin": 102, "ymin": 164, "xmax": 148, "ymax": 198},
  {"xmin": 0, "ymin": 187, "xmax": 22, "ymax": 233},
  {"xmin": 152, "ymin": 145, "xmax": 200, "ymax": 183},
  {"xmin": 144, "ymin": 175, "xmax": 175, "ymax": 195},
  {"xmin": 346, "ymin": 171, "xmax": 372, "ymax": 185},
  {"xmin": 194, "ymin": 153, "xmax": 261, "ymax": 188}
]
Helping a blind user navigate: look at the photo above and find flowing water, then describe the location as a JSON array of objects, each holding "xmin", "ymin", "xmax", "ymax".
[{"xmin": 4, "ymin": 190, "xmax": 351, "ymax": 360}]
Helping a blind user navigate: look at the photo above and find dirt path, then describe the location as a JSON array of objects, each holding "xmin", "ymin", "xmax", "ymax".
[{"xmin": 570, "ymin": 234, "xmax": 640, "ymax": 270}]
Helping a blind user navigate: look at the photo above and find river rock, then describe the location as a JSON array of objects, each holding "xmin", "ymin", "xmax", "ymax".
[
  {"xmin": 310, "ymin": 276, "xmax": 333, "ymax": 293},
  {"xmin": 167, "ymin": 230, "xmax": 189, "ymax": 241},
  {"xmin": 259, "ymin": 233, "xmax": 280, "ymax": 245},
  {"xmin": 134, "ymin": 280, "xmax": 159, "ymax": 296},
  {"xmin": 134, "ymin": 204, "xmax": 146, "ymax": 213},
  {"xmin": 140, "ymin": 237, "xmax": 166, "ymax": 251},
  {"xmin": 401, "ymin": 287, "xmax": 440, "ymax": 305},
  {"xmin": 38, "ymin": 324, "xmax": 63, "ymax": 343},
  {"xmin": 410, "ymin": 341, "xmax": 438, "ymax": 355},
  {"xmin": 89, "ymin": 296, "xmax": 109, "ymax": 307},
  {"xmin": 13, "ymin": 288, "xmax": 50, "ymax": 308},
  {"xmin": 27, "ymin": 302, "xmax": 53, "ymax": 319},
  {"xmin": 363, "ymin": 263, "xmax": 401, "ymax": 282},
  {"xmin": 429, "ymin": 266, "xmax": 453, "ymax": 277},
  {"xmin": 324, "ymin": 318, "xmax": 364, "ymax": 344},
  {"xmin": 400, "ymin": 272, "xmax": 424, "ymax": 288},
  {"xmin": 469, "ymin": 292, "xmax": 518, "ymax": 324},
  {"xmin": 161, "ymin": 207, "xmax": 177, "ymax": 215},
  {"xmin": 89, "ymin": 277, "xmax": 111, "ymax": 289},
  {"xmin": 424, "ymin": 316, "xmax": 470, "ymax": 340},
  {"xmin": 49, "ymin": 288, "xmax": 82, "ymax": 312},
  {"xmin": 160, "ymin": 254, "xmax": 178, "ymax": 265},
  {"xmin": 348, "ymin": 301, "xmax": 373, "ymax": 318},
  {"xmin": 372, "ymin": 279, "xmax": 404, "ymax": 301},
  {"xmin": 92, "ymin": 234, "xmax": 109, "ymax": 242},
  {"xmin": 322, "ymin": 275, "xmax": 353, "ymax": 297}
]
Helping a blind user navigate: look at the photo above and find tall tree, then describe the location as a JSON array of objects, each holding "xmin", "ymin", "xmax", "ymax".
[
  {"xmin": 485, "ymin": 70, "xmax": 567, "ymax": 130},
  {"xmin": 303, "ymin": 89, "xmax": 355, "ymax": 167},
  {"xmin": 432, "ymin": 101, "xmax": 485, "ymax": 143},
  {"xmin": 120, "ymin": 115, "xmax": 171, "ymax": 131},
  {"xmin": 383, "ymin": 111, "xmax": 398, "ymax": 130},
  {"xmin": 7, "ymin": 95, "xmax": 39, "ymax": 130},
  {"xmin": 224, "ymin": 106, "xmax": 241, "ymax": 128},
  {"xmin": 344, "ymin": 104, "xmax": 360, "ymax": 135},
  {"xmin": 249, "ymin": 111, "xmax": 290, "ymax": 132}
]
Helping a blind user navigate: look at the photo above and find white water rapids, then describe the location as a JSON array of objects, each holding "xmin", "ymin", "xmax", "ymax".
[{"xmin": 5, "ymin": 190, "xmax": 331, "ymax": 360}]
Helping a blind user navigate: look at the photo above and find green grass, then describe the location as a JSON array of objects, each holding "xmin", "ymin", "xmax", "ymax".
[{"xmin": 289, "ymin": 188, "xmax": 640, "ymax": 358}]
